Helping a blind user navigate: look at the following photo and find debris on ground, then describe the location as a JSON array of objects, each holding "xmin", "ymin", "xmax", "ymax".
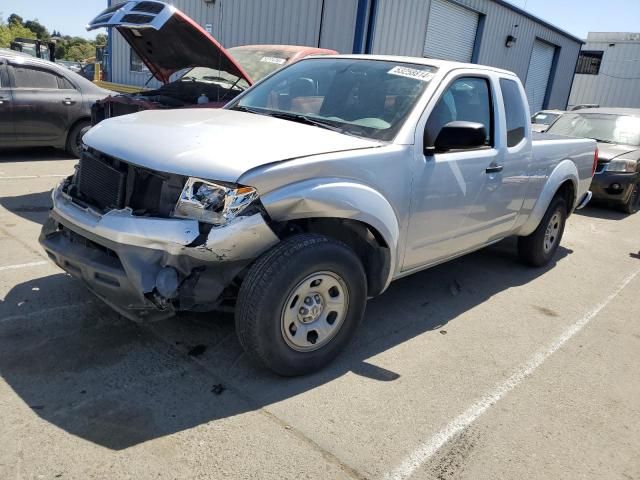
[
  {"xmin": 188, "ymin": 344, "xmax": 207, "ymax": 357},
  {"xmin": 449, "ymin": 280, "xmax": 462, "ymax": 296},
  {"xmin": 211, "ymin": 384, "xmax": 226, "ymax": 395}
]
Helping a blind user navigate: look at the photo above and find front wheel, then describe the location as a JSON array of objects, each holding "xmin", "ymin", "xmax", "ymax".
[
  {"xmin": 620, "ymin": 182, "xmax": 639, "ymax": 214},
  {"xmin": 66, "ymin": 121, "xmax": 91, "ymax": 158},
  {"xmin": 518, "ymin": 195, "xmax": 567, "ymax": 267},
  {"xmin": 235, "ymin": 234, "xmax": 367, "ymax": 376}
]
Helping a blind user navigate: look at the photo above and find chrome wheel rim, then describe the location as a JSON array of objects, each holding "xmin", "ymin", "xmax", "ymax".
[
  {"xmin": 281, "ymin": 271, "xmax": 349, "ymax": 352},
  {"xmin": 543, "ymin": 211, "xmax": 561, "ymax": 253}
]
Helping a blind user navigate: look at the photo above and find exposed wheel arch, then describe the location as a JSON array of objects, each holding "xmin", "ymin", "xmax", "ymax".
[
  {"xmin": 274, "ymin": 217, "xmax": 391, "ymax": 297},
  {"xmin": 556, "ymin": 180, "xmax": 576, "ymax": 217}
]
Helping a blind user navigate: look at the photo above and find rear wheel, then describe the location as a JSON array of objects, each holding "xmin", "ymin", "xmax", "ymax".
[
  {"xmin": 620, "ymin": 182, "xmax": 639, "ymax": 214},
  {"xmin": 66, "ymin": 121, "xmax": 90, "ymax": 158},
  {"xmin": 235, "ymin": 234, "xmax": 367, "ymax": 376},
  {"xmin": 518, "ymin": 195, "xmax": 567, "ymax": 267}
]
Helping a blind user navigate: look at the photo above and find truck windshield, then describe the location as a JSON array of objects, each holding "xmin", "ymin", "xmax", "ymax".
[
  {"xmin": 228, "ymin": 58, "xmax": 437, "ymax": 141},
  {"xmin": 546, "ymin": 113, "xmax": 640, "ymax": 146}
]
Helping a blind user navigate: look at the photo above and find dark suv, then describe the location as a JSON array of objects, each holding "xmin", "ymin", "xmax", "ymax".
[{"xmin": 0, "ymin": 49, "xmax": 111, "ymax": 158}]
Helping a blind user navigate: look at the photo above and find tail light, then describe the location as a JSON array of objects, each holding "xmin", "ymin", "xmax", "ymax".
[{"xmin": 592, "ymin": 146, "xmax": 599, "ymax": 176}]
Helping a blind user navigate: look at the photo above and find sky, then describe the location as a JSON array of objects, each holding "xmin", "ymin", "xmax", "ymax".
[{"xmin": 0, "ymin": 0, "xmax": 639, "ymax": 40}]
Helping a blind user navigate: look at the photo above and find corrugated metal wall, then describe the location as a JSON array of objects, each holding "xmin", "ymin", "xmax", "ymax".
[
  {"xmin": 110, "ymin": 0, "xmax": 358, "ymax": 87},
  {"xmin": 370, "ymin": 0, "xmax": 582, "ymax": 110},
  {"xmin": 569, "ymin": 34, "xmax": 640, "ymax": 108}
]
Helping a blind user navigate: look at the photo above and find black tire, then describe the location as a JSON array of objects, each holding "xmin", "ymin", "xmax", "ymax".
[
  {"xmin": 518, "ymin": 195, "xmax": 567, "ymax": 267},
  {"xmin": 235, "ymin": 234, "xmax": 367, "ymax": 376},
  {"xmin": 66, "ymin": 121, "xmax": 91, "ymax": 158},
  {"xmin": 620, "ymin": 182, "xmax": 639, "ymax": 215}
]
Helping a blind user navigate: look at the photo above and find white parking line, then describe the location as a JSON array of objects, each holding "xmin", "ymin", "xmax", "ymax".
[
  {"xmin": 384, "ymin": 267, "xmax": 640, "ymax": 480},
  {"xmin": 0, "ymin": 174, "xmax": 68, "ymax": 180},
  {"xmin": 0, "ymin": 261, "xmax": 48, "ymax": 272}
]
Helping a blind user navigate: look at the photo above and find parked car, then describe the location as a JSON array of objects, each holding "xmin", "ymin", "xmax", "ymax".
[
  {"xmin": 86, "ymin": 0, "xmax": 337, "ymax": 124},
  {"xmin": 0, "ymin": 49, "xmax": 112, "ymax": 157},
  {"xmin": 40, "ymin": 56, "xmax": 597, "ymax": 375},
  {"xmin": 545, "ymin": 108, "xmax": 640, "ymax": 213},
  {"xmin": 531, "ymin": 109, "xmax": 564, "ymax": 133}
]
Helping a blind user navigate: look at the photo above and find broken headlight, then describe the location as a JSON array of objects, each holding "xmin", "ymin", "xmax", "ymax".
[{"xmin": 173, "ymin": 178, "xmax": 259, "ymax": 225}]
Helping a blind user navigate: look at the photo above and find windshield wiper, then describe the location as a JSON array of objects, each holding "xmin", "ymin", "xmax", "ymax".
[
  {"xmin": 263, "ymin": 111, "xmax": 346, "ymax": 134},
  {"xmin": 593, "ymin": 138, "xmax": 615, "ymax": 144},
  {"xmin": 229, "ymin": 105, "xmax": 265, "ymax": 115}
]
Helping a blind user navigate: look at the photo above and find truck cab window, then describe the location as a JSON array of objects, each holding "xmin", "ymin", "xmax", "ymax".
[
  {"xmin": 426, "ymin": 77, "xmax": 493, "ymax": 148},
  {"xmin": 500, "ymin": 78, "xmax": 527, "ymax": 147}
]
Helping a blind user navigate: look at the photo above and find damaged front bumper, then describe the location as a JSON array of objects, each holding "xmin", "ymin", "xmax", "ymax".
[{"xmin": 39, "ymin": 183, "xmax": 279, "ymax": 321}]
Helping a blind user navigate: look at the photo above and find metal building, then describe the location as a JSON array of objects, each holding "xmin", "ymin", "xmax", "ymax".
[
  {"xmin": 569, "ymin": 32, "xmax": 640, "ymax": 109},
  {"xmin": 106, "ymin": 0, "xmax": 583, "ymax": 111}
]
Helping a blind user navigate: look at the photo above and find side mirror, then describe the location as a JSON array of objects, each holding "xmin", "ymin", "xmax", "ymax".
[{"xmin": 426, "ymin": 121, "xmax": 487, "ymax": 154}]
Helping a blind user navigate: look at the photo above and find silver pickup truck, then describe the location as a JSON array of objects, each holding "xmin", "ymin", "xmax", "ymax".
[{"xmin": 40, "ymin": 56, "xmax": 597, "ymax": 375}]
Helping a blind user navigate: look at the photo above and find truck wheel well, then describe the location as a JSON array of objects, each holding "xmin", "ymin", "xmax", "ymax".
[
  {"xmin": 276, "ymin": 218, "xmax": 391, "ymax": 297},
  {"xmin": 556, "ymin": 180, "xmax": 576, "ymax": 216}
]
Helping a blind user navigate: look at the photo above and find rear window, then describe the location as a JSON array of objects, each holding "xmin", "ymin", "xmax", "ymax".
[{"xmin": 500, "ymin": 78, "xmax": 527, "ymax": 147}]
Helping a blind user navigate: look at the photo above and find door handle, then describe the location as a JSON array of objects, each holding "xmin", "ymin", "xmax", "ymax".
[
  {"xmin": 486, "ymin": 165, "xmax": 504, "ymax": 174},
  {"xmin": 62, "ymin": 98, "xmax": 76, "ymax": 105}
]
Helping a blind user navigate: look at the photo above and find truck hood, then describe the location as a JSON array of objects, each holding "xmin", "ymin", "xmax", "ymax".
[
  {"xmin": 83, "ymin": 109, "xmax": 381, "ymax": 183},
  {"xmin": 87, "ymin": 1, "xmax": 251, "ymax": 85},
  {"xmin": 597, "ymin": 143, "xmax": 640, "ymax": 162}
]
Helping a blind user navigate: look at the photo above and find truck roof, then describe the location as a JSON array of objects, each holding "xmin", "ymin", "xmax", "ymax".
[{"xmin": 320, "ymin": 54, "xmax": 519, "ymax": 77}]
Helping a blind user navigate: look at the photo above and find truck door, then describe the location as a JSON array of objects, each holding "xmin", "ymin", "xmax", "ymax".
[
  {"xmin": 0, "ymin": 59, "xmax": 15, "ymax": 146},
  {"xmin": 8, "ymin": 61, "xmax": 80, "ymax": 147},
  {"xmin": 403, "ymin": 73, "xmax": 522, "ymax": 270}
]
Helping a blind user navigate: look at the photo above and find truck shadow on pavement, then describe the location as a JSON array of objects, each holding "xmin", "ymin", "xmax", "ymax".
[
  {"xmin": 575, "ymin": 203, "xmax": 629, "ymax": 221},
  {"xmin": 0, "ymin": 239, "xmax": 572, "ymax": 450}
]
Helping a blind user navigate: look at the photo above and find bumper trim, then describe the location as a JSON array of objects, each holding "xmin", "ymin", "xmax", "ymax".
[
  {"xmin": 575, "ymin": 191, "xmax": 592, "ymax": 210},
  {"xmin": 40, "ymin": 183, "xmax": 281, "ymax": 321}
]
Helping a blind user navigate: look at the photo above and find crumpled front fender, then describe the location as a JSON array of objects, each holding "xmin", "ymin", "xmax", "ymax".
[{"xmin": 260, "ymin": 178, "xmax": 400, "ymax": 291}]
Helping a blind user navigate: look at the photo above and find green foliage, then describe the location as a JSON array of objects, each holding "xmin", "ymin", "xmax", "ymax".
[
  {"xmin": 0, "ymin": 18, "xmax": 37, "ymax": 48},
  {"xmin": 23, "ymin": 19, "xmax": 49, "ymax": 39},
  {"xmin": 1, "ymin": 13, "xmax": 104, "ymax": 62},
  {"xmin": 66, "ymin": 43, "xmax": 95, "ymax": 61}
]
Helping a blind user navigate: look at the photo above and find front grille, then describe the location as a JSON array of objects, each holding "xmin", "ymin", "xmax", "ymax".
[
  {"xmin": 121, "ymin": 13, "xmax": 154, "ymax": 24},
  {"xmin": 70, "ymin": 150, "xmax": 185, "ymax": 217},
  {"xmin": 132, "ymin": 2, "xmax": 165, "ymax": 14},
  {"xmin": 76, "ymin": 152, "xmax": 127, "ymax": 210}
]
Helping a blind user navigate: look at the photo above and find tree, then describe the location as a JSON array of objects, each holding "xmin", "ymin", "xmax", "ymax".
[
  {"xmin": 7, "ymin": 13, "xmax": 23, "ymax": 26},
  {"xmin": 0, "ymin": 19, "xmax": 36, "ymax": 48},
  {"xmin": 23, "ymin": 19, "xmax": 49, "ymax": 39},
  {"xmin": 66, "ymin": 43, "xmax": 95, "ymax": 61},
  {"xmin": 95, "ymin": 33, "xmax": 107, "ymax": 46}
]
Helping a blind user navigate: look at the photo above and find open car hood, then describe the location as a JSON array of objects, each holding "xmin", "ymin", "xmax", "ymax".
[{"xmin": 87, "ymin": 0, "xmax": 252, "ymax": 85}]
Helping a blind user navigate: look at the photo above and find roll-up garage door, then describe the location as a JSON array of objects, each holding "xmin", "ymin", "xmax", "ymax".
[
  {"xmin": 424, "ymin": 0, "xmax": 479, "ymax": 63},
  {"xmin": 525, "ymin": 40, "xmax": 556, "ymax": 112}
]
